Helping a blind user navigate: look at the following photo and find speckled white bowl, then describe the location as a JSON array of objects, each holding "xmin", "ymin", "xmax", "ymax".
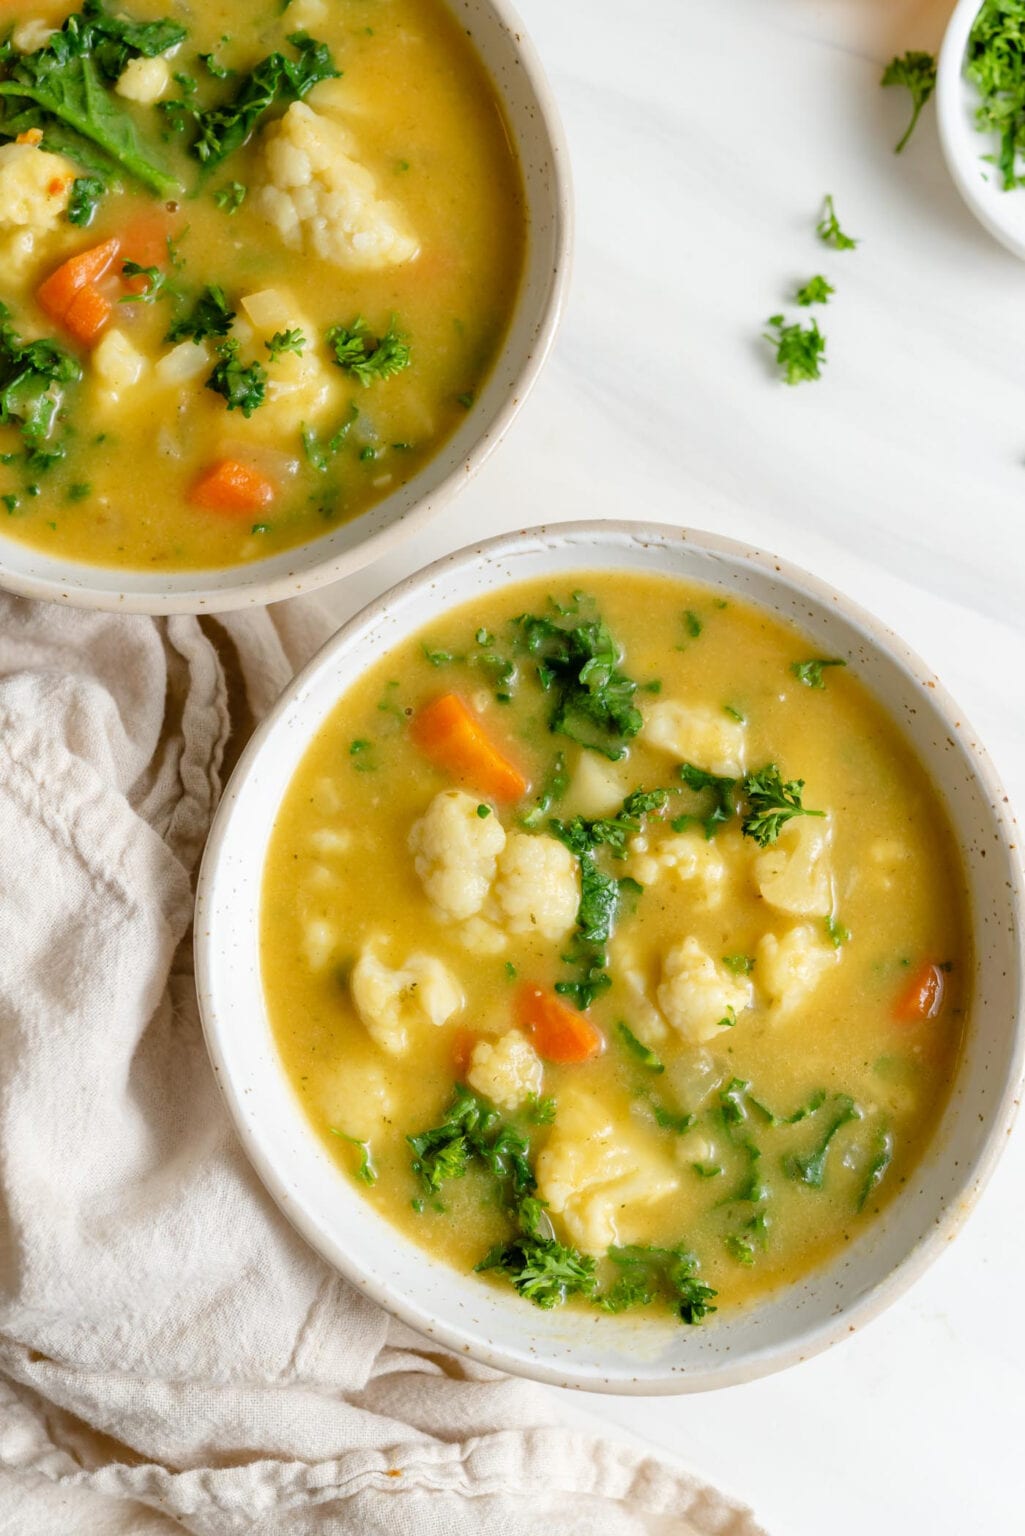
[
  {"xmin": 195, "ymin": 522, "xmax": 1024, "ymax": 1392},
  {"xmin": 0, "ymin": 0, "xmax": 571, "ymax": 615}
]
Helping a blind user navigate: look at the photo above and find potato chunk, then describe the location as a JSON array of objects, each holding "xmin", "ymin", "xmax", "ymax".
[
  {"xmin": 93, "ymin": 329, "xmax": 149, "ymax": 398},
  {"xmin": 409, "ymin": 789, "xmax": 507, "ymax": 923},
  {"xmin": 350, "ymin": 947, "xmax": 463, "ymax": 1055},
  {"xmin": 536, "ymin": 1090, "xmax": 679, "ymax": 1254},
  {"xmin": 755, "ymin": 816, "xmax": 833, "ymax": 916},
  {"xmin": 259, "ymin": 102, "xmax": 419, "ymax": 269},
  {"xmin": 644, "ymin": 700, "xmax": 745, "ymax": 777},
  {"xmin": 756, "ymin": 925, "xmax": 839, "ymax": 1018},
  {"xmin": 0, "ymin": 140, "xmax": 74, "ymax": 233},
  {"xmin": 467, "ymin": 1028, "xmax": 543, "ymax": 1112},
  {"xmin": 490, "ymin": 832, "xmax": 579, "ymax": 940},
  {"xmin": 656, "ymin": 936, "xmax": 754, "ymax": 1043}
]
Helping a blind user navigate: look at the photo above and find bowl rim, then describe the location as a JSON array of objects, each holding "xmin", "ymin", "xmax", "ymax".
[
  {"xmin": 195, "ymin": 518, "xmax": 1025, "ymax": 1392},
  {"xmin": 0, "ymin": 0, "xmax": 574, "ymax": 615}
]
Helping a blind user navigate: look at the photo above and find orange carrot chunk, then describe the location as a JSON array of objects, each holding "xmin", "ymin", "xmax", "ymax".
[
  {"xmin": 61, "ymin": 283, "xmax": 113, "ymax": 346},
  {"xmin": 120, "ymin": 211, "xmax": 176, "ymax": 270},
  {"xmin": 516, "ymin": 983, "xmax": 604, "ymax": 1064},
  {"xmin": 190, "ymin": 459, "xmax": 276, "ymax": 516},
  {"xmin": 894, "ymin": 961, "xmax": 945, "ymax": 1023},
  {"xmin": 37, "ymin": 238, "xmax": 121, "ymax": 329},
  {"xmin": 410, "ymin": 693, "xmax": 528, "ymax": 803}
]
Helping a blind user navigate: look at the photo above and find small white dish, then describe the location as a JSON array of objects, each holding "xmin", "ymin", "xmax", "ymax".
[
  {"xmin": 195, "ymin": 521, "xmax": 1024, "ymax": 1394},
  {"xmin": 0, "ymin": 0, "xmax": 572, "ymax": 615},
  {"xmin": 938, "ymin": 0, "xmax": 1025, "ymax": 260}
]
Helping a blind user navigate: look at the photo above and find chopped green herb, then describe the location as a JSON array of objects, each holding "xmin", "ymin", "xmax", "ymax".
[
  {"xmin": 251, "ymin": 522, "xmax": 270, "ymax": 534},
  {"xmin": 514, "ymin": 607, "xmax": 643, "ymax": 761},
  {"xmin": 166, "ymin": 32, "xmax": 339, "ymax": 171},
  {"xmin": 67, "ymin": 482, "xmax": 92, "ymax": 501},
  {"xmin": 825, "ymin": 914, "xmax": 851, "ymax": 948},
  {"xmin": 741, "ymin": 764, "xmax": 824, "ymax": 847},
  {"xmin": 791, "ymin": 657, "xmax": 846, "ymax": 689},
  {"xmin": 265, "ymin": 327, "xmax": 306, "ymax": 361},
  {"xmin": 724, "ymin": 1211, "xmax": 770, "ymax": 1266},
  {"xmin": 881, "ymin": 50, "xmax": 936, "ymax": 154},
  {"xmin": 359, "ymin": 445, "xmax": 377, "ymax": 461},
  {"xmin": 692, "ymin": 1162, "xmax": 723, "ymax": 1179},
  {"xmin": 477, "ymin": 1222, "xmax": 597, "ymax": 1310},
  {"xmin": 816, "ymin": 194, "xmax": 858, "ymax": 250},
  {"xmin": 723, "ymin": 704, "xmax": 745, "ymax": 722},
  {"xmin": 857, "ymin": 1125, "xmax": 894, "ymax": 1211},
  {"xmin": 747, "ymin": 1087, "xmax": 827, "ymax": 1128},
  {"xmin": 329, "ymin": 1127, "xmax": 377, "ymax": 1185},
  {"xmin": 596, "ymin": 1245, "xmax": 717, "ymax": 1324},
  {"xmin": 525, "ymin": 1093, "xmax": 557, "ymax": 1125},
  {"xmin": 967, "ymin": 3, "xmax": 1025, "ymax": 188},
  {"xmin": 795, "ymin": 274, "xmax": 835, "ymax": 306},
  {"xmin": 722, "ymin": 954, "xmax": 754, "ymax": 976},
  {"xmin": 616, "ymin": 1021, "xmax": 664, "ymax": 1073},
  {"xmin": 1, "ymin": 493, "xmax": 18, "ymax": 513},
  {"xmin": 676, "ymin": 762, "xmax": 736, "ymax": 839},
  {"xmin": 214, "ymin": 180, "xmax": 247, "ymax": 212},
  {"xmin": 327, "ymin": 315, "xmax": 412, "ymax": 386},
  {"xmin": 165, "ymin": 285, "xmax": 236, "ymax": 345},
  {"xmin": 200, "ymin": 48, "xmax": 236, "ymax": 81},
  {"xmin": 520, "ymin": 750, "xmax": 568, "ymax": 828},
  {"xmin": 476, "ymin": 803, "xmax": 492, "ymax": 819},
  {"xmin": 119, "ymin": 260, "xmax": 169, "ymax": 305},
  {"xmin": 67, "ymin": 174, "xmax": 104, "ymax": 226},
  {"xmin": 716, "ymin": 1006, "xmax": 737, "ymax": 1029},
  {"xmin": 206, "ymin": 337, "xmax": 267, "ymax": 416},
  {"xmin": 764, "ymin": 314, "xmax": 826, "ymax": 385},
  {"xmin": 504, "ymin": 961, "xmax": 518, "ymax": 980},
  {"xmin": 457, "ymin": 390, "xmax": 474, "ymax": 408},
  {"xmin": 783, "ymin": 1095, "xmax": 862, "ymax": 1188},
  {"xmin": 683, "ymin": 609, "xmax": 702, "ymax": 638}
]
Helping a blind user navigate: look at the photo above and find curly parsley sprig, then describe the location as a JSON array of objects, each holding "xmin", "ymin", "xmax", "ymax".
[
  {"xmin": 881, "ymin": 50, "xmax": 937, "ymax": 154},
  {"xmin": 764, "ymin": 314, "xmax": 826, "ymax": 385}
]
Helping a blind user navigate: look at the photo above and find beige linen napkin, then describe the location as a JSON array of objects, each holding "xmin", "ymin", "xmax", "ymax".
[{"xmin": 0, "ymin": 592, "xmax": 768, "ymax": 1536}]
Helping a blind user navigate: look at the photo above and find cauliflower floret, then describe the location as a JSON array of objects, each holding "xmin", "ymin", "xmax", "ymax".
[
  {"xmin": 302, "ymin": 917, "xmax": 337, "ymax": 972},
  {"xmin": 490, "ymin": 832, "xmax": 579, "ymax": 940},
  {"xmin": 756, "ymin": 925, "xmax": 840, "ymax": 1018},
  {"xmin": 457, "ymin": 915, "xmax": 508, "ymax": 956},
  {"xmin": 628, "ymin": 826, "xmax": 726, "ymax": 907},
  {"xmin": 656, "ymin": 936, "xmax": 754, "ymax": 1044},
  {"xmin": 536, "ymin": 1090, "xmax": 679, "ymax": 1254},
  {"xmin": 93, "ymin": 329, "xmax": 149, "ymax": 400},
  {"xmin": 409, "ymin": 789, "xmax": 507, "ymax": 923},
  {"xmin": 350, "ymin": 947, "xmax": 463, "ymax": 1055},
  {"xmin": 116, "ymin": 55, "xmax": 171, "ymax": 104},
  {"xmin": 259, "ymin": 102, "xmax": 419, "ymax": 270},
  {"xmin": 467, "ymin": 1028, "xmax": 543, "ymax": 1112},
  {"xmin": 644, "ymin": 700, "xmax": 745, "ymax": 777},
  {"xmin": 755, "ymin": 815, "xmax": 833, "ymax": 916}
]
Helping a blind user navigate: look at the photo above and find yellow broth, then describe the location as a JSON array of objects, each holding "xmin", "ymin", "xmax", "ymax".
[
  {"xmin": 0, "ymin": 0, "xmax": 524, "ymax": 568},
  {"xmin": 261, "ymin": 574, "xmax": 969, "ymax": 1322}
]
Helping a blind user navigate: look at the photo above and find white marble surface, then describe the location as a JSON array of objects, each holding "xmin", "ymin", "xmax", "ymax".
[{"xmin": 318, "ymin": 1, "xmax": 1024, "ymax": 1530}]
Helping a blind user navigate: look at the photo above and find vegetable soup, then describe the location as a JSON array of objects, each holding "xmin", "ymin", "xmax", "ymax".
[
  {"xmin": 0, "ymin": 0, "xmax": 524, "ymax": 569},
  {"xmin": 261, "ymin": 574, "xmax": 969, "ymax": 1325}
]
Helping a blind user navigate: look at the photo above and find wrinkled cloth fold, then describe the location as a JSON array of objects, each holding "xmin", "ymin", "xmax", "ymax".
[{"xmin": 0, "ymin": 593, "xmax": 767, "ymax": 1536}]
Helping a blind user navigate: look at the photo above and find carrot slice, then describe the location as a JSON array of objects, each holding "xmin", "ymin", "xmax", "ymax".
[
  {"xmin": 894, "ymin": 961, "xmax": 945, "ymax": 1023},
  {"xmin": 37, "ymin": 238, "xmax": 121, "ymax": 329},
  {"xmin": 410, "ymin": 694, "xmax": 528, "ymax": 803},
  {"xmin": 61, "ymin": 283, "xmax": 113, "ymax": 346},
  {"xmin": 516, "ymin": 983, "xmax": 603, "ymax": 1064},
  {"xmin": 190, "ymin": 459, "xmax": 276, "ymax": 517},
  {"xmin": 120, "ymin": 211, "xmax": 176, "ymax": 270}
]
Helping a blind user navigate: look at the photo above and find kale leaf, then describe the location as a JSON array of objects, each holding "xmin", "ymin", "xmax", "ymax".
[
  {"xmin": 783, "ymin": 1095, "xmax": 862, "ymax": 1188},
  {"xmin": 596, "ymin": 1245, "xmax": 717, "ymax": 1324},
  {"xmin": 0, "ymin": 308, "xmax": 82, "ymax": 448},
  {"xmin": 675, "ymin": 762, "xmax": 736, "ymax": 838},
  {"xmin": 67, "ymin": 173, "xmax": 105, "ymax": 227}
]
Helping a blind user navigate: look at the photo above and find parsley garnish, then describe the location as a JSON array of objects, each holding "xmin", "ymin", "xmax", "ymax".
[
  {"xmin": 722, "ymin": 954, "xmax": 754, "ymax": 976},
  {"xmin": 477, "ymin": 1206, "xmax": 597, "ymax": 1310},
  {"xmin": 816, "ymin": 194, "xmax": 858, "ymax": 250},
  {"xmin": 327, "ymin": 315, "xmax": 411, "ymax": 386},
  {"xmin": 265, "ymin": 327, "xmax": 306, "ymax": 361},
  {"xmin": 791, "ymin": 656, "xmax": 846, "ymax": 688},
  {"xmin": 516, "ymin": 608, "xmax": 643, "ymax": 761},
  {"xmin": 824, "ymin": 914, "xmax": 851, "ymax": 948},
  {"xmin": 329, "ymin": 1127, "xmax": 377, "ymax": 1185},
  {"xmin": 967, "ymin": 2, "xmax": 1025, "ymax": 188},
  {"xmin": 675, "ymin": 763, "xmax": 736, "ymax": 838},
  {"xmin": 213, "ymin": 180, "xmax": 247, "ymax": 212},
  {"xmin": 881, "ymin": 50, "xmax": 937, "ymax": 154},
  {"xmin": 165, "ymin": 285, "xmax": 236, "ymax": 345},
  {"xmin": 119, "ymin": 260, "xmax": 169, "ymax": 305},
  {"xmin": 794, "ymin": 274, "xmax": 834, "ymax": 306},
  {"xmin": 783, "ymin": 1095, "xmax": 861, "ymax": 1188},
  {"xmin": 206, "ymin": 338, "xmax": 267, "ymax": 416},
  {"xmin": 764, "ymin": 314, "xmax": 826, "ymax": 385},
  {"xmin": 67, "ymin": 173, "xmax": 104, "ymax": 227},
  {"xmin": 596, "ymin": 1245, "xmax": 717, "ymax": 1324},
  {"xmin": 740, "ymin": 764, "xmax": 824, "ymax": 847},
  {"xmin": 616, "ymin": 1021, "xmax": 665, "ymax": 1073},
  {"xmin": 0, "ymin": 307, "xmax": 81, "ymax": 448}
]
